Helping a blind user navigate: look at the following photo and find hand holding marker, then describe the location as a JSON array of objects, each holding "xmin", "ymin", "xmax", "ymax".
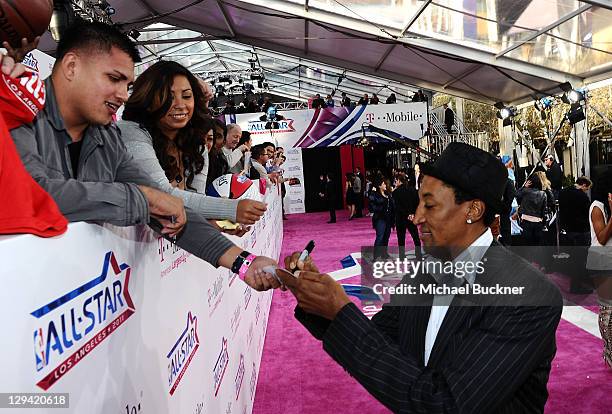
[
  {"xmin": 263, "ymin": 240, "xmax": 315, "ymax": 284},
  {"xmin": 292, "ymin": 240, "xmax": 315, "ymax": 272}
]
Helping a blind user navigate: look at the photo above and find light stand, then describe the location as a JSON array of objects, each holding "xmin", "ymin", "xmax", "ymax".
[
  {"xmin": 362, "ymin": 123, "xmax": 436, "ymax": 160},
  {"xmin": 520, "ymin": 115, "xmax": 568, "ymax": 189}
]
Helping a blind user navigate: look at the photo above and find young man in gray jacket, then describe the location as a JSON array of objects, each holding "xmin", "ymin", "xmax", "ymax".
[{"xmin": 10, "ymin": 21, "xmax": 279, "ymax": 291}]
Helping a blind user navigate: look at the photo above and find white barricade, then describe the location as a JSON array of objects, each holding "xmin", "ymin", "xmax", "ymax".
[{"xmin": 0, "ymin": 191, "xmax": 283, "ymax": 413}]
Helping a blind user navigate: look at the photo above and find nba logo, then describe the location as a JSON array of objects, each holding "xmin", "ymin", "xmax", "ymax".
[{"xmin": 33, "ymin": 328, "xmax": 46, "ymax": 371}]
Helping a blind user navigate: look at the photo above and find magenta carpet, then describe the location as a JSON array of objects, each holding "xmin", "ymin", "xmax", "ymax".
[{"xmin": 253, "ymin": 210, "xmax": 611, "ymax": 414}]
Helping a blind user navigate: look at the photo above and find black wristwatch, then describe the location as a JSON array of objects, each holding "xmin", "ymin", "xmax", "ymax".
[{"xmin": 231, "ymin": 250, "xmax": 252, "ymax": 274}]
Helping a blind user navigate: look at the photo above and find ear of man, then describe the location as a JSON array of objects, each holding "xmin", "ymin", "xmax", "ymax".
[{"xmin": 467, "ymin": 200, "xmax": 486, "ymax": 223}]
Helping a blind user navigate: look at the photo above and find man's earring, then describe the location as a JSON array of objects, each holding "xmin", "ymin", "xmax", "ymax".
[{"xmin": 466, "ymin": 218, "xmax": 473, "ymax": 224}]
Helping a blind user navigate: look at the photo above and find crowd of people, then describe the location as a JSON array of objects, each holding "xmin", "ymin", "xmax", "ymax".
[
  {"xmin": 6, "ymin": 21, "xmax": 287, "ymax": 291},
  {"xmin": 2, "ymin": 18, "xmax": 611, "ymax": 412},
  {"xmin": 309, "ymin": 89, "xmax": 428, "ymax": 109}
]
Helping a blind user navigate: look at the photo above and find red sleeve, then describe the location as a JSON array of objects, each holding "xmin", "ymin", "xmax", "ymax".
[{"xmin": 0, "ymin": 71, "xmax": 45, "ymax": 129}]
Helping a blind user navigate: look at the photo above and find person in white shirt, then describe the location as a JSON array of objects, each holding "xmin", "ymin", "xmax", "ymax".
[
  {"xmin": 223, "ymin": 123, "xmax": 250, "ymax": 174},
  {"xmin": 587, "ymin": 192, "xmax": 612, "ymax": 369}
]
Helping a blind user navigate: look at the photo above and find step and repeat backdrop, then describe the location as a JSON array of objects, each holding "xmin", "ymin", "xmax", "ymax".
[
  {"xmin": 0, "ymin": 192, "xmax": 283, "ymax": 414},
  {"xmin": 227, "ymin": 102, "xmax": 428, "ymax": 214}
]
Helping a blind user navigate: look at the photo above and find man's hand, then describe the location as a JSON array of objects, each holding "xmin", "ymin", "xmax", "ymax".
[
  {"xmin": 279, "ymin": 251, "xmax": 351, "ymax": 320},
  {"xmin": 2, "ymin": 37, "xmax": 39, "ymax": 63},
  {"xmin": 0, "ymin": 53, "xmax": 26, "ymax": 77},
  {"xmin": 283, "ymin": 251, "xmax": 320, "ymax": 273},
  {"xmin": 276, "ymin": 269, "xmax": 350, "ymax": 320},
  {"xmin": 236, "ymin": 199, "xmax": 267, "ymax": 225},
  {"xmin": 138, "ymin": 185, "xmax": 186, "ymax": 237}
]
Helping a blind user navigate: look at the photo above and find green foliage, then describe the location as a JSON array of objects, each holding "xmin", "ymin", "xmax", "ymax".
[{"xmin": 562, "ymin": 174, "xmax": 576, "ymax": 189}]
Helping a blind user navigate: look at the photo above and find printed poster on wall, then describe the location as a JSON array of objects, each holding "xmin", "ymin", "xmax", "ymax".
[{"xmin": 282, "ymin": 148, "xmax": 306, "ymax": 214}]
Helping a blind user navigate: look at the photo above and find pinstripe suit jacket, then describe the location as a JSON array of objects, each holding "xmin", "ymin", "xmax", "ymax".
[{"xmin": 295, "ymin": 243, "xmax": 562, "ymax": 413}]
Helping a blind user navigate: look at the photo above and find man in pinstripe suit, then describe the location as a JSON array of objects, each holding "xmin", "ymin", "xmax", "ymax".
[{"xmin": 278, "ymin": 143, "xmax": 562, "ymax": 413}]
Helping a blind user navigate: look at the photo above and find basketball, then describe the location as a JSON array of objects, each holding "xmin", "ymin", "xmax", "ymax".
[{"xmin": 0, "ymin": 0, "xmax": 54, "ymax": 48}]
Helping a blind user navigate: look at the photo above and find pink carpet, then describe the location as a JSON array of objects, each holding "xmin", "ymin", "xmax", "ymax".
[{"xmin": 253, "ymin": 210, "xmax": 611, "ymax": 414}]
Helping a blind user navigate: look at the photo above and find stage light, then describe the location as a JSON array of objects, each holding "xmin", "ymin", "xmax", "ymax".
[
  {"xmin": 495, "ymin": 103, "xmax": 516, "ymax": 127},
  {"xmin": 218, "ymin": 76, "xmax": 231, "ymax": 83},
  {"xmin": 128, "ymin": 29, "xmax": 141, "ymax": 40},
  {"xmin": 567, "ymin": 103, "xmax": 586, "ymax": 125},
  {"xmin": 559, "ymin": 83, "xmax": 586, "ymax": 105}
]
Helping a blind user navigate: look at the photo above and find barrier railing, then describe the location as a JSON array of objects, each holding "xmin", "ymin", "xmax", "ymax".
[{"xmin": 0, "ymin": 191, "xmax": 283, "ymax": 413}]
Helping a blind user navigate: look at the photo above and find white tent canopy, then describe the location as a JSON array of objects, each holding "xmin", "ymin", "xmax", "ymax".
[{"xmin": 40, "ymin": 0, "xmax": 612, "ymax": 105}]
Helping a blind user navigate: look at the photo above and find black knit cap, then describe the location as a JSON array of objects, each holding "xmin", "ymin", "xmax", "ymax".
[{"xmin": 422, "ymin": 142, "xmax": 507, "ymax": 213}]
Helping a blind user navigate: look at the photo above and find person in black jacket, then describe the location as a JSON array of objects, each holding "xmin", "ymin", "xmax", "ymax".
[
  {"xmin": 311, "ymin": 93, "xmax": 325, "ymax": 109},
  {"xmin": 341, "ymin": 92, "xmax": 351, "ymax": 107},
  {"xmin": 559, "ymin": 176, "xmax": 593, "ymax": 293},
  {"xmin": 443, "ymin": 103, "xmax": 454, "ymax": 134},
  {"xmin": 369, "ymin": 176, "xmax": 394, "ymax": 258},
  {"xmin": 319, "ymin": 172, "xmax": 337, "ymax": 223},
  {"xmin": 544, "ymin": 155, "xmax": 563, "ymax": 198},
  {"xmin": 392, "ymin": 174, "xmax": 421, "ymax": 259},
  {"xmin": 499, "ymin": 160, "xmax": 517, "ymax": 245},
  {"xmin": 516, "ymin": 174, "xmax": 548, "ymax": 264}
]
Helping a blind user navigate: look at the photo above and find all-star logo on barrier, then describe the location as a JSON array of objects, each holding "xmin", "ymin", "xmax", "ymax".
[
  {"xmin": 31, "ymin": 252, "xmax": 135, "ymax": 390},
  {"xmin": 246, "ymin": 119, "xmax": 295, "ymax": 135},
  {"xmin": 167, "ymin": 312, "xmax": 200, "ymax": 395},
  {"xmin": 213, "ymin": 337, "xmax": 229, "ymax": 396}
]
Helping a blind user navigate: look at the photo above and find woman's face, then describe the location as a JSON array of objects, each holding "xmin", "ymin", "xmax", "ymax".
[
  {"xmin": 380, "ymin": 181, "xmax": 387, "ymax": 192},
  {"xmin": 158, "ymin": 75, "xmax": 194, "ymax": 136},
  {"xmin": 205, "ymin": 129, "xmax": 214, "ymax": 151},
  {"xmin": 213, "ymin": 126, "xmax": 225, "ymax": 150}
]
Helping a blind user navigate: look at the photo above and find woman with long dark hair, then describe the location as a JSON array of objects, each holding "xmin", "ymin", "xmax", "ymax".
[{"xmin": 119, "ymin": 61, "xmax": 247, "ymax": 223}]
